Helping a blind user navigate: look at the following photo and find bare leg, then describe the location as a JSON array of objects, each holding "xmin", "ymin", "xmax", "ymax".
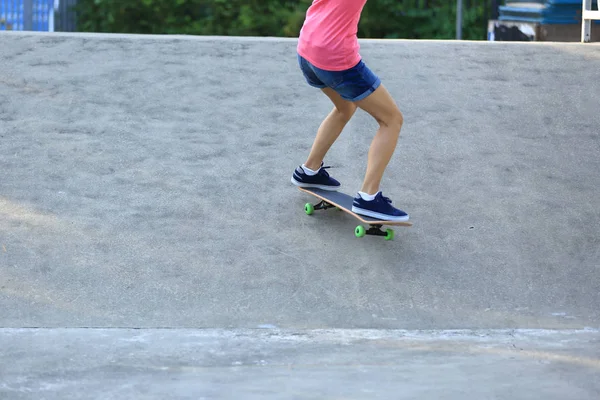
[
  {"xmin": 354, "ymin": 84, "xmax": 404, "ymax": 195},
  {"xmin": 304, "ymin": 87, "xmax": 357, "ymax": 171}
]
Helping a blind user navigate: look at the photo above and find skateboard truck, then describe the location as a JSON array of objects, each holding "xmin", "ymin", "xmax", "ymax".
[
  {"xmin": 311, "ymin": 200, "xmax": 337, "ymax": 212},
  {"xmin": 363, "ymin": 225, "xmax": 391, "ymax": 237}
]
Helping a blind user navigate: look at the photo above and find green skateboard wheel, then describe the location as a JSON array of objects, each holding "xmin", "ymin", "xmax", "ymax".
[
  {"xmin": 385, "ymin": 228, "xmax": 395, "ymax": 241},
  {"xmin": 355, "ymin": 225, "xmax": 366, "ymax": 238},
  {"xmin": 305, "ymin": 203, "xmax": 314, "ymax": 215}
]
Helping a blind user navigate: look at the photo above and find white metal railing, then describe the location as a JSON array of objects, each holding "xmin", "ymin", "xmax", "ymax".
[{"xmin": 582, "ymin": 0, "xmax": 600, "ymax": 42}]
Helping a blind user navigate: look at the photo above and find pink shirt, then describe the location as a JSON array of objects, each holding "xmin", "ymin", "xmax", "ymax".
[{"xmin": 297, "ymin": 0, "xmax": 368, "ymax": 71}]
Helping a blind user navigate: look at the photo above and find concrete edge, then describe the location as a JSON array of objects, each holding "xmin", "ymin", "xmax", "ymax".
[
  {"xmin": 2, "ymin": 30, "xmax": 600, "ymax": 46},
  {"xmin": 2, "ymin": 327, "xmax": 599, "ymax": 339}
]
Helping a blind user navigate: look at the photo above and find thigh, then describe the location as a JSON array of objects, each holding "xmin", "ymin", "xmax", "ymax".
[
  {"xmin": 354, "ymin": 83, "xmax": 401, "ymax": 125},
  {"xmin": 321, "ymin": 87, "xmax": 357, "ymax": 118}
]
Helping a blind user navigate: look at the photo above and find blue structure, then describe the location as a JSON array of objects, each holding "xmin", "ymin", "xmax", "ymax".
[
  {"xmin": 499, "ymin": 0, "xmax": 599, "ymax": 24},
  {"xmin": 0, "ymin": 0, "xmax": 55, "ymax": 31}
]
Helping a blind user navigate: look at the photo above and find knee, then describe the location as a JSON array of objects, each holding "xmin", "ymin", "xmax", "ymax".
[
  {"xmin": 334, "ymin": 104, "xmax": 357, "ymax": 122},
  {"xmin": 379, "ymin": 109, "xmax": 403, "ymax": 132},
  {"xmin": 394, "ymin": 110, "xmax": 404, "ymax": 129}
]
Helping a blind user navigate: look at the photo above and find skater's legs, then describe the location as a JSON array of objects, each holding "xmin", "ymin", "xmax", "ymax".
[
  {"xmin": 354, "ymin": 84, "xmax": 404, "ymax": 195},
  {"xmin": 304, "ymin": 88, "xmax": 357, "ymax": 171}
]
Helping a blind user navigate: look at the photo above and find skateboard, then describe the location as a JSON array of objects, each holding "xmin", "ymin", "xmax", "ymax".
[{"xmin": 298, "ymin": 187, "xmax": 412, "ymax": 240}]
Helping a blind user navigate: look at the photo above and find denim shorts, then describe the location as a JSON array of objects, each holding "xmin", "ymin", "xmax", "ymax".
[{"xmin": 297, "ymin": 54, "xmax": 381, "ymax": 102}]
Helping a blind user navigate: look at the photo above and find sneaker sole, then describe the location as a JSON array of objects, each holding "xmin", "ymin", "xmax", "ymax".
[
  {"xmin": 291, "ymin": 177, "xmax": 340, "ymax": 191},
  {"xmin": 351, "ymin": 206, "xmax": 410, "ymax": 222}
]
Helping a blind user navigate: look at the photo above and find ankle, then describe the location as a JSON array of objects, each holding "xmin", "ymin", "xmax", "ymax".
[
  {"xmin": 303, "ymin": 161, "xmax": 322, "ymax": 172},
  {"xmin": 358, "ymin": 191, "xmax": 379, "ymax": 201},
  {"xmin": 360, "ymin": 186, "xmax": 380, "ymax": 196}
]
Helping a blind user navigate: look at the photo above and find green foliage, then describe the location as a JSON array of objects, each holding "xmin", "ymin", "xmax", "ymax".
[
  {"xmin": 74, "ymin": 0, "xmax": 491, "ymax": 40},
  {"xmin": 360, "ymin": 0, "xmax": 488, "ymax": 40}
]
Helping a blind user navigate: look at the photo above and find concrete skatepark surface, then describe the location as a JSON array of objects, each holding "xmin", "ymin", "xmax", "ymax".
[{"xmin": 1, "ymin": 31, "xmax": 599, "ymax": 398}]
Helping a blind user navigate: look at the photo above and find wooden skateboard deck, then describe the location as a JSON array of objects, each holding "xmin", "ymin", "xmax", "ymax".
[{"xmin": 298, "ymin": 187, "xmax": 412, "ymax": 240}]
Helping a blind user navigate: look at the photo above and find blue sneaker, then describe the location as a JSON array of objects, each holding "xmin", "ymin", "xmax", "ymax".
[
  {"xmin": 352, "ymin": 192, "xmax": 409, "ymax": 222},
  {"xmin": 291, "ymin": 162, "xmax": 341, "ymax": 191}
]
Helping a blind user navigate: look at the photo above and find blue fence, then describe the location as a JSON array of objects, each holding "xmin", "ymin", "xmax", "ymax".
[
  {"xmin": 0, "ymin": 0, "xmax": 55, "ymax": 31},
  {"xmin": 499, "ymin": 0, "xmax": 599, "ymax": 24}
]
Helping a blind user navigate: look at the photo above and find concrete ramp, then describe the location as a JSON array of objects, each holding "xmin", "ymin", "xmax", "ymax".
[{"xmin": 1, "ymin": 32, "xmax": 599, "ymax": 398}]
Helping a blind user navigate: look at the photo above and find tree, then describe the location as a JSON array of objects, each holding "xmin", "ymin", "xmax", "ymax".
[{"xmin": 74, "ymin": 0, "xmax": 491, "ymax": 40}]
